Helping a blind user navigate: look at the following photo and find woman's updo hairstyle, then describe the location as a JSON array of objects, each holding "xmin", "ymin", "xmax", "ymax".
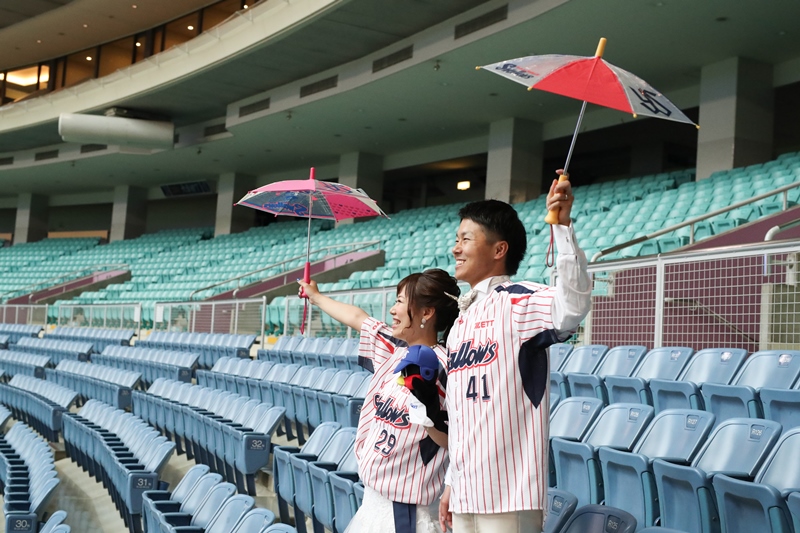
[{"xmin": 396, "ymin": 268, "xmax": 461, "ymax": 344}]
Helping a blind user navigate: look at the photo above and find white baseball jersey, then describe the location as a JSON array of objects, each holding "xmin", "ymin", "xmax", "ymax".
[
  {"xmin": 354, "ymin": 317, "xmax": 449, "ymax": 506},
  {"xmin": 445, "ymin": 224, "xmax": 591, "ymax": 514}
]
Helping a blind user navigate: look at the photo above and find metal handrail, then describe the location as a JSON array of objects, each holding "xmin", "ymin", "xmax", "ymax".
[
  {"xmin": 189, "ymin": 240, "xmax": 381, "ymax": 300},
  {"xmin": 0, "ymin": 263, "xmax": 129, "ymax": 302},
  {"xmin": 591, "ymin": 180, "xmax": 800, "ymax": 262},
  {"xmin": 764, "ymin": 217, "xmax": 800, "ymax": 241}
]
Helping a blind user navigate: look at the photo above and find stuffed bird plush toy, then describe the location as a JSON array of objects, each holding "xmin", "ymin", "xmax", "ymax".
[{"xmin": 394, "ymin": 345, "xmax": 448, "ymax": 433}]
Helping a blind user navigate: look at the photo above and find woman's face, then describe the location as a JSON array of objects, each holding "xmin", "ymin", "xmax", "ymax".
[{"xmin": 389, "ymin": 287, "xmax": 415, "ymax": 340}]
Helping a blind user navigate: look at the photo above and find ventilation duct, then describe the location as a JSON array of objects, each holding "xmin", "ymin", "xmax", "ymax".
[{"xmin": 58, "ymin": 113, "xmax": 174, "ymax": 149}]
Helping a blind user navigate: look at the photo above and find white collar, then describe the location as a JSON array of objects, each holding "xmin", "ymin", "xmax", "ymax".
[
  {"xmin": 472, "ymin": 275, "xmax": 510, "ymax": 298},
  {"xmin": 472, "ymin": 275, "xmax": 511, "ymax": 294}
]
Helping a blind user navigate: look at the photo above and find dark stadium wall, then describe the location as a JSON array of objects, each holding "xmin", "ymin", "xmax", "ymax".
[
  {"xmin": 0, "ymin": 208, "xmax": 14, "ymax": 233},
  {"xmin": 48, "ymin": 204, "xmax": 112, "ymax": 232},
  {"xmin": 145, "ymin": 195, "xmax": 217, "ymax": 233}
]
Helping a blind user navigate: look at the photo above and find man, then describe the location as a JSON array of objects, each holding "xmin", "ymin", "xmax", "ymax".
[{"xmin": 440, "ymin": 172, "xmax": 591, "ymax": 533}]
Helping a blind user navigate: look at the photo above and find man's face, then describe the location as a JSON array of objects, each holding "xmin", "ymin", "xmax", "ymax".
[{"xmin": 452, "ymin": 218, "xmax": 500, "ymax": 287}]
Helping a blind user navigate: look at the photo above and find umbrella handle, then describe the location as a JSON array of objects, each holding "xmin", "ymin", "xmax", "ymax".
[
  {"xmin": 299, "ymin": 262, "xmax": 311, "ymax": 298},
  {"xmin": 544, "ymin": 174, "xmax": 570, "ymax": 225}
]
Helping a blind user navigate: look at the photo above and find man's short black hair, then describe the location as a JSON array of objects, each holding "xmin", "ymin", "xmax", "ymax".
[{"xmin": 458, "ymin": 199, "xmax": 527, "ymax": 276}]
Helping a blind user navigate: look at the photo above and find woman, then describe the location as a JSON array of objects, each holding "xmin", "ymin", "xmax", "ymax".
[{"xmin": 298, "ymin": 269, "xmax": 460, "ymax": 533}]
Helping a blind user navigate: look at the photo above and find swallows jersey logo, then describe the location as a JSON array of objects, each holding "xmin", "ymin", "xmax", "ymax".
[
  {"xmin": 373, "ymin": 394, "xmax": 410, "ymax": 428},
  {"xmin": 448, "ymin": 339, "xmax": 499, "ymax": 372}
]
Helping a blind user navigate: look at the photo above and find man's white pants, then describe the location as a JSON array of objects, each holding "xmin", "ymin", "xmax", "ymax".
[{"xmin": 452, "ymin": 510, "xmax": 544, "ymax": 533}]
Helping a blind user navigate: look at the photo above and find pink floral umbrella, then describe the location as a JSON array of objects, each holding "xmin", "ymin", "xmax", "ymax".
[{"xmin": 237, "ymin": 167, "xmax": 388, "ymax": 332}]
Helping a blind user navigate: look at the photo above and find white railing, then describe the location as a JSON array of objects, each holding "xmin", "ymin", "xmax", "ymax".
[
  {"xmin": 0, "ymin": 305, "xmax": 48, "ymax": 326},
  {"xmin": 582, "ymin": 239, "xmax": 800, "ymax": 352},
  {"xmin": 153, "ymin": 297, "xmax": 267, "ymax": 345},
  {"xmin": 54, "ymin": 303, "xmax": 142, "ymax": 337}
]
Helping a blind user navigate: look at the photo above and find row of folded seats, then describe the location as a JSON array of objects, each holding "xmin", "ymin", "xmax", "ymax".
[
  {"xmin": 62, "ymin": 400, "xmax": 175, "ymax": 533},
  {"xmin": 46, "ymin": 360, "xmax": 141, "ymax": 410},
  {"xmin": 0, "ymin": 333, "xmax": 9, "ymax": 349},
  {"xmin": 198, "ymin": 359, "xmax": 370, "ymax": 442},
  {"xmin": 273, "ymin": 422, "xmax": 359, "ymax": 533},
  {"xmin": 139, "ymin": 332, "xmax": 257, "ymax": 369},
  {"xmin": 0, "ymin": 375, "xmax": 77, "ymax": 442},
  {"xmin": 13, "ymin": 337, "xmax": 93, "ymax": 363},
  {"xmin": 550, "ymin": 344, "xmax": 800, "ymax": 429},
  {"xmin": 133, "ymin": 379, "xmax": 285, "ymax": 497},
  {"xmin": 0, "ymin": 324, "xmax": 42, "ymax": 344},
  {"xmin": 2, "ymin": 339, "xmax": 198, "ymax": 388},
  {"xmin": 142, "ymin": 464, "xmax": 294, "ymax": 533},
  {"xmin": 94, "ymin": 346, "xmax": 198, "ymax": 386},
  {"xmin": 0, "ymin": 413, "xmax": 68, "ymax": 532},
  {"xmin": 547, "ymin": 397, "xmax": 800, "ymax": 533},
  {"xmin": 258, "ymin": 336, "xmax": 360, "ymax": 370},
  {"xmin": 47, "ymin": 326, "xmax": 135, "ymax": 353}
]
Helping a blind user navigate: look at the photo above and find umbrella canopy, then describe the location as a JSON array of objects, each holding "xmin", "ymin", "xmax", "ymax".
[
  {"xmin": 478, "ymin": 38, "xmax": 697, "ymax": 226},
  {"xmin": 235, "ymin": 167, "xmax": 387, "ymax": 334},
  {"xmin": 478, "ymin": 41, "xmax": 696, "ymax": 126},
  {"xmin": 236, "ymin": 176, "xmax": 387, "ymax": 222}
]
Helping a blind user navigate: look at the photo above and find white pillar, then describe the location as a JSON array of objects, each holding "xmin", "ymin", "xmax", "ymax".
[
  {"xmin": 14, "ymin": 193, "xmax": 48, "ymax": 244},
  {"xmin": 338, "ymin": 152, "xmax": 384, "ymax": 219},
  {"xmin": 696, "ymin": 57, "xmax": 774, "ymax": 180},
  {"xmin": 110, "ymin": 185, "xmax": 147, "ymax": 242},
  {"xmin": 215, "ymin": 173, "xmax": 256, "ymax": 237},
  {"xmin": 486, "ymin": 118, "xmax": 543, "ymax": 204}
]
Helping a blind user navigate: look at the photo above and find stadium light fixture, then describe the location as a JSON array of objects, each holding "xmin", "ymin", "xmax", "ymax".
[{"xmin": 457, "ymin": 181, "xmax": 471, "ymax": 191}]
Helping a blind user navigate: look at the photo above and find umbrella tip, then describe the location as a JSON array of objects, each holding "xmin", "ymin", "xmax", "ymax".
[
  {"xmin": 527, "ymin": 86, "xmax": 534, "ymax": 91},
  {"xmin": 632, "ymin": 113, "xmax": 638, "ymax": 119},
  {"xmin": 696, "ymin": 124, "xmax": 701, "ymax": 130},
  {"xmin": 309, "ymin": 167, "xmax": 315, "ymax": 180},
  {"xmin": 475, "ymin": 66, "xmax": 481, "ymax": 70}
]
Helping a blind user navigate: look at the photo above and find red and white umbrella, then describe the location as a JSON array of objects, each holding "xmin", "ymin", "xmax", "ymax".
[{"xmin": 478, "ymin": 38, "xmax": 698, "ymax": 224}]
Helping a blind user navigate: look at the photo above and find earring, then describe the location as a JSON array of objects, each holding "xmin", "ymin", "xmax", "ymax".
[{"xmin": 420, "ymin": 318, "xmax": 426, "ymax": 329}]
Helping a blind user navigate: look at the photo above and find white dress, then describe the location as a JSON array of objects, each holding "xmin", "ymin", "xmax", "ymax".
[{"xmin": 345, "ymin": 486, "xmax": 440, "ymax": 533}]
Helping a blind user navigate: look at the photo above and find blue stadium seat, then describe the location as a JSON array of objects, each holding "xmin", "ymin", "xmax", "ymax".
[
  {"xmin": 789, "ymin": 492, "xmax": 800, "ymax": 533},
  {"xmin": 333, "ymin": 374, "xmax": 370, "ymax": 427},
  {"xmin": 550, "ymin": 345, "xmax": 609, "ymax": 398},
  {"xmin": 599, "ymin": 409, "xmax": 715, "ymax": 529},
  {"xmin": 549, "ymin": 343, "xmax": 574, "ymax": 372},
  {"xmin": 319, "ymin": 372, "xmax": 368, "ymax": 425},
  {"xmin": 759, "ymin": 378, "xmax": 800, "ymax": 430},
  {"xmin": 648, "ymin": 348, "xmax": 747, "ymax": 412},
  {"xmin": 638, "ymin": 526, "xmax": 689, "ymax": 533},
  {"xmin": 328, "ymin": 451, "xmax": 361, "ymax": 533},
  {"xmin": 701, "ymin": 350, "xmax": 800, "ymax": 425},
  {"xmin": 712, "ymin": 427, "xmax": 800, "ymax": 533},
  {"xmin": 264, "ymin": 525, "xmax": 298, "ymax": 533},
  {"xmin": 273, "ymin": 422, "xmax": 341, "ymax": 525},
  {"xmin": 653, "ymin": 418, "xmax": 782, "ymax": 533},
  {"xmin": 543, "ymin": 489, "xmax": 578, "ymax": 533},
  {"xmin": 605, "ymin": 346, "xmax": 694, "ymax": 407},
  {"xmin": 141, "ymin": 464, "xmax": 211, "ymax": 533},
  {"xmin": 307, "ymin": 370, "xmax": 353, "ymax": 430},
  {"xmin": 548, "ymin": 397, "xmax": 604, "ymax": 487},
  {"xmin": 38, "ymin": 510, "xmax": 68, "ymax": 533},
  {"xmin": 289, "ymin": 427, "xmax": 356, "ymax": 533},
  {"xmin": 551, "ymin": 403, "xmax": 654, "ymax": 506},
  {"xmin": 566, "ymin": 345, "xmax": 647, "ymax": 403},
  {"xmin": 230, "ymin": 509, "xmax": 276, "ymax": 533},
  {"xmin": 0, "ymin": 421, "xmax": 62, "ymax": 532},
  {"xmin": 558, "ymin": 504, "xmax": 637, "ymax": 533},
  {"xmin": 309, "ymin": 446, "xmax": 358, "ymax": 533},
  {"xmin": 156, "ymin": 483, "xmax": 239, "ymax": 532}
]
